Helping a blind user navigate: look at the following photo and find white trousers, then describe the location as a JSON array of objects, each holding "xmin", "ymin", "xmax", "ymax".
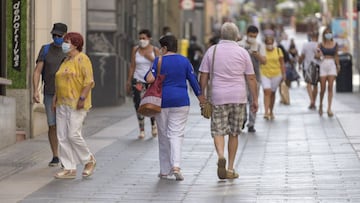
[
  {"xmin": 155, "ymin": 106, "xmax": 189, "ymax": 175},
  {"xmin": 56, "ymin": 105, "xmax": 91, "ymax": 170}
]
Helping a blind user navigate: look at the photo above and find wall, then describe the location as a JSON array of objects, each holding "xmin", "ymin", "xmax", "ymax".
[
  {"xmin": 30, "ymin": 0, "xmax": 86, "ymax": 137},
  {"xmin": 0, "ymin": 96, "xmax": 16, "ymax": 149}
]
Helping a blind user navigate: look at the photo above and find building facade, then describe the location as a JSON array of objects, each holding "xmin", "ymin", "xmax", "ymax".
[{"xmin": 0, "ymin": 0, "xmax": 187, "ymax": 149}]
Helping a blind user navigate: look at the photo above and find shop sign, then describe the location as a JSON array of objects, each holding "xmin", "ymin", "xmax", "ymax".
[{"xmin": 13, "ymin": 0, "xmax": 21, "ymax": 71}]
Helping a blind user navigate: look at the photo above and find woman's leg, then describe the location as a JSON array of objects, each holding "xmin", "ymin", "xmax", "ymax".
[
  {"xmin": 132, "ymin": 81, "xmax": 145, "ymax": 136},
  {"xmin": 327, "ymin": 75, "xmax": 336, "ymax": 115},
  {"xmin": 67, "ymin": 108, "xmax": 91, "ymax": 165},
  {"xmin": 263, "ymin": 89, "xmax": 272, "ymax": 117},
  {"xmin": 155, "ymin": 109, "xmax": 171, "ymax": 175},
  {"xmin": 319, "ymin": 76, "xmax": 327, "ymax": 115},
  {"xmin": 167, "ymin": 106, "xmax": 189, "ymax": 170},
  {"xmin": 56, "ymin": 105, "xmax": 77, "ymax": 170},
  {"xmin": 269, "ymin": 91, "xmax": 276, "ymax": 116}
]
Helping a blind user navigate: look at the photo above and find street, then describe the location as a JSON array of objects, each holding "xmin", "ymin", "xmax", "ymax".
[{"xmin": 0, "ymin": 79, "xmax": 360, "ymax": 202}]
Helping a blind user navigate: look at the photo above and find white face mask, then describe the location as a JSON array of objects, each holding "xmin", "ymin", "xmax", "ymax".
[
  {"xmin": 247, "ymin": 37, "xmax": 256, "ymax": 44},
  {"xmin": 139, "ymin": 39, "xmax": 150, "ymax": 48},
  {"xmin": 62, "ymin": 42, "xmax": 72, "ymax": 53},
  {"xmin": 266, "ymin": 45, "xmax": 273, "ymax": 50}
]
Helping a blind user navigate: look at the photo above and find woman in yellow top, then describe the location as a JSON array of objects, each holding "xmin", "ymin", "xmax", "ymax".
[
  {"xmin": 260, "ymin": 35, "xmax": 286, "ymax": 120},
  {"xmin": 53, "ymin": 32, "xmax": 96, "ymax": 179}
]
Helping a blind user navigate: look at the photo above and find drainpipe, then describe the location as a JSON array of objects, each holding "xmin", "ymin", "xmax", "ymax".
[{"xmin": 29, "ymin": 0, "xmax": 35, "ymax": 138}]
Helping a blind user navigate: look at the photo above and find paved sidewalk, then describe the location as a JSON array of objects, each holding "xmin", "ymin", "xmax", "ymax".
[{"xmin": 1, "ymin": 81, "xmax": 360, "ymax": 202}]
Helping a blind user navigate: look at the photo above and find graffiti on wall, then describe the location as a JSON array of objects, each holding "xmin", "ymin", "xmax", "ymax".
[{"xmin": 87, "ymin": 32, "xmax": 115, "ymax": 86}]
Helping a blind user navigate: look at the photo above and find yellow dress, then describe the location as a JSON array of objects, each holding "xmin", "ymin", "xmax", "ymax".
[{"xmin": 55, "ymin": 52, "xmax": 94, "ymax": 110}]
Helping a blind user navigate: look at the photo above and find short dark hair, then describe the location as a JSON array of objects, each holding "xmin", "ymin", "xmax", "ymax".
[
  {"xmin": 159, "ymin": 35, "xmax": 177, "ymax": 52},
  {"xmin": 247, "ymin": 25, "xmax": 259, "ymax": 34},
  {"xmin": 162, "ymin": 26, "xmax": 171, "ymax": 35},
  {"xmin": 64, "ymin": 32, "xmax": 84, "ymax": 52},
  {"xmin": 139, "ymin": 29, "xmax": 152, "ymax": 38}
]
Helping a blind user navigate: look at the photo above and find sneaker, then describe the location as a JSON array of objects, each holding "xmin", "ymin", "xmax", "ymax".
[
  {"xmin": 48, "ymin": 157, "xmax": 60, "ymax": 167},
  {"xmin": 226, "ymin": 169, "xmax": 239, "ymax": 179},
  {"xmin": 54, "ymin": 169, "xmax": 76, "ymax": 179},
  {"xmin": 138, "ymin": 131, "xmax": 145, "ymax": 139},
  {"xmin": 151, "ymin": 125, "xmax": 158, "ymax": 137},
  {"xmin": 248, "ymin": 126, "xmax": 256, "ymax": 133},
  {"xmin": 241, "ymin": 119, "xmax": 247, "ymax": 130},
  {"xmin": 217, "ymin": 157, "xmax": 227, "ymax": 179}
]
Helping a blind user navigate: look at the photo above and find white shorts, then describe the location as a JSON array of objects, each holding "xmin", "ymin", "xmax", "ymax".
[
  {"xmin": 319, "ymin": 58, "xmax": 337, "ymax": 77},
  {"xmin": 261, "ymin": 75, "xmax": 282, "ymax": 92}
]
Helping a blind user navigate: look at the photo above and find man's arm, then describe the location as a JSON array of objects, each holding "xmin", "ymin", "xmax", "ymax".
[
  {"xmin": 33, "ymin": 62, "xmax": 44, "ymax": 103},
  {"xmin": 199, "ymin": 72, "xmax": 209, "ymax": 98},
  {"xmin": 245, "ymin": 74, "xmax": 258, "ymax": 113},
  {"xmin": 256, "ymin": 43, "xmax": 266, "ymax": 64}
]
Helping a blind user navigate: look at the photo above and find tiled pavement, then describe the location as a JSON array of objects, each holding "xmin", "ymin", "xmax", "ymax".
[{"xmin": 1, "ymin": 80, "xmax": 360, "ymax": 203}]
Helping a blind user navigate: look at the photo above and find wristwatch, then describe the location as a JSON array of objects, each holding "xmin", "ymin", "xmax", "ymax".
[{"xmin": 79, "ymin": 96, "xmax": 86, "ymax": 101}]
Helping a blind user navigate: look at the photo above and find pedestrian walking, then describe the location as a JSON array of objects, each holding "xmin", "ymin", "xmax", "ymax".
[
  {"xmin": 315, "ymin": 27, "xmax": 340, "ymax": 117},
  {"xmin": 53, "ymin": 32, "xmax": 96, "ymax": 179},
  {"xmin": 298, "ymin": 31, "xmax": 319, "ymax": 110},
  {"xmin": 33, "ymin": 22, "xmax": 67, "ymax": 167},
  {"xmin": 126, "ymin": 29, "xmax": 160, "ymax": 139},
  {"xmin": 287, "ymin": 38, "xmax": 300, "ymax": 86},
  {"xmin": 144, "ymin": 35, "xmax": 205, "ymax": 181},
  {"xmin": 199, "ymin": 22, "xmax": 258, "ymax": 179},
  {"xmin": 187, "ymin": 35, "xmax": 203, "ymax": 78},
  {"xmin": 238, "ymin": 25, "xmax": 266, "ymax": 133},
  {"xmin": 261, "ymin": 35, "xmax": 286, "ymax": 119}
]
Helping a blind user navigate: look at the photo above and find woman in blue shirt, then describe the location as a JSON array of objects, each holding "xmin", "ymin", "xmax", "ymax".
[{"xmin": 145, "ymin": 35, "xmax": 205, "ymax": 181}]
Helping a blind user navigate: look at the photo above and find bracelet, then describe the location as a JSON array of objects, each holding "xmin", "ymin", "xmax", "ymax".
[{"xmin": 79, "ymin": 96, "xmax": 85, "ymax": 101}]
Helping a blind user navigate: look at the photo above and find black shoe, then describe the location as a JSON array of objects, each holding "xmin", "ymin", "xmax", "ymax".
[
  {"xmin": 242, "ymin": 119, "xmax": 247, "ymax": 130},
  {"xmin": 48, "ymin": 157, "xmax": 60, "ymax": 167},
  {"xmin": 248, "ymin": 126, "xmax": 256, "ymax": 133}
]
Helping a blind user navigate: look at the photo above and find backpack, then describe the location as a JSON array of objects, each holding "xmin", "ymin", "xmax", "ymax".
[{"xmin": 40, "ymin": 44, "xmax": 51, "ymax": 81}]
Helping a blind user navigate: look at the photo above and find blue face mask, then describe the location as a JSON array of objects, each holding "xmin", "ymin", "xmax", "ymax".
[
  {"xmin": 53, "ymin": 36, "xmax": 64, "ymax": 46},
  {"xmin": 324, "ymin": 33, "xmax": 333, "ymax": 40},
  {"xmin": 61, "ymin": 42, "xmax": 71, "ymax": 53}
]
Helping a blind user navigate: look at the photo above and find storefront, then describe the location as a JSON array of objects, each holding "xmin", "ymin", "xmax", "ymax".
[{"xmin": 0, "ymin": 0, "xmax": 16, "ymax": 150}]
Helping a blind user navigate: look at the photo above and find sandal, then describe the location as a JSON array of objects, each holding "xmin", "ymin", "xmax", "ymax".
[
  {"xmin": 172, "ymin": 168, "xmax": 184, "ymax": 181},
  {"xmin": 54, "ymin": 169, "xmax": 76, "ymax": 179},
  {"xmin": 327, "ymin": 110, "xmax": 334, "ymax": 117},
  {"xmin": 138, "ymin": 131, "xmax": 145, "ymax": 139},
  {"xmin": 226, "ymin": 169, "xmax": 239, "ymax": 179},
  {"xmin": 82, "ymin": 155, "xmax": 96, "ymax": 177},
  {"xmin": 158, "ymin": 173, "xmax": 169, "ymax": 179},
  {"xmin": 151, "ymin": 125, "xmax": 158, "ymax": 138},
  {"xmin": 217, "ymin": 157, "xmax": 227, "ymax": 179}
]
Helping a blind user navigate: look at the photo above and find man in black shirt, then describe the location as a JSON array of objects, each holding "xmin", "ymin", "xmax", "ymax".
[
  {"xmin": 187, "ymin": 35, "xmax": 203, "ymax": 77},
  {"xmin": 33, "ymin": 23, "xmax": 67, "ymax": 167}
]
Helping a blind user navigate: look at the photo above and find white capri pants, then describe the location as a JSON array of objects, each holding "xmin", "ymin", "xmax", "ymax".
[
  {"xmin": 155, "ymin": 106, "xmax": 189, "ymax": 175},
  {"xmin": 56, "ymin": 105, "xmax": 92, "ymax": 170},
  {"xmin": 261, "ymin": 75, "xmax": 282, "ymax": 92}
]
